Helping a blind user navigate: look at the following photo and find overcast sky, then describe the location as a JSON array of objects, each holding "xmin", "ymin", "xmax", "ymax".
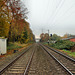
[{"xmin": 21, "ymin": 0, "xmax": 75, "ymax": 38}]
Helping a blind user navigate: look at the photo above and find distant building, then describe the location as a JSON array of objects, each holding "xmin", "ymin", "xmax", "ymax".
[
  {"xmin": 0, "ymin": 37, "xmax": 7, "ymax": 55},
  {"xmin": 62, "ymin": 37, "xmax": 75, "ymax": 42},
  {"xmin": 69, "ymin": 38, "xmax": 75, "ymax": 42}
]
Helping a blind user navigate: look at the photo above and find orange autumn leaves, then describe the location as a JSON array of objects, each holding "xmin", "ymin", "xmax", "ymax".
[{"xmin": 0, "ymin": 0, "xmax": 35, "ymax": 43}]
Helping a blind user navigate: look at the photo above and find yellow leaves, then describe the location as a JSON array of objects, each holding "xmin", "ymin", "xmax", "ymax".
[
  {"xmin": 0, "ymin": 0, "xmax": 35, "ymax": 42},
  {"xmin": 4, "ymin": 22, "xmax": 10, "ymax": 37},
  {"xmin": 0, "ymin": 25, "xmax": 9, "ymax": 37},
  {"xmin": 25, "ymin": 39, "xmax": 29, "ymax": 43},
  {"xmin": 0, "ymin": 13, "xmax": 10, "ymax": 37}
]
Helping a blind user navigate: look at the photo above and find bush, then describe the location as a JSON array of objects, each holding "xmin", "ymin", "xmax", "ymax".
[
  {"xmin": 7, "ymin": 42, "xmax": 22, "ymax": 50},
  {"xmin": 50, "ymin": 40, "xmax": 75, "ymax": 50}
]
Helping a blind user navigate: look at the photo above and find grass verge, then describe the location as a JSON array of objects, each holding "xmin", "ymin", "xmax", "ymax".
[
  {"xmin": 7, "ymin": 42, "xmax": 31, "ymax": 53},
  {"xmin": 43, "ymin": 42, "xmax": 75, "ymax": 58},
  {"xmin": 62, "ymin": 49, "xmax": 75, "ymax": 57},
  {"xmin": 7, "ymin": 42, "xmax": 22, "ymax": 50}
]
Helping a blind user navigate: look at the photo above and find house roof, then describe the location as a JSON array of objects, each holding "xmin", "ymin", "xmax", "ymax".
[{"xmin": 62, "ymin": 37, "xmax": 75, "ymax": 40}]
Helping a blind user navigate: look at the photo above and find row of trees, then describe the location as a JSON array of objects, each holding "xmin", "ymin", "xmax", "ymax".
[
  {"xmin": 62, "ymin": 33, "xmax": 75, "ymax": 38},
  {"xmin": 0, "ymin": 0, "xmax": 35, "ymax": 43},
  {"xmin": 40, "ymin": 33, "xmax": 75, "ymax": 42},
  {"xmin": 40, "ymin": 33, "xmax": 75, "ymax": 50},
  {"xmin": 40, "ymin": 33, "xmax": 61, "ymax": 42}
]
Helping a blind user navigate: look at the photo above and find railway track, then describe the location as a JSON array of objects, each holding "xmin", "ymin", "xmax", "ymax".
[
  {"xmin": 0, "ymin": 43, "xmax": 75, "ymax": 75},
  {"xmin": 27, "ymin": 44, "xmax": 69, "ymax": 75},
  {"xmin": 0, "ymin": 44, "xmax": 35, "ymax": 75},
  {"xmin": 24, "ymin": 48, "xmax": 35, "ymax": 75},
  {"xmin": 40, "ymin": 43, "xmax": 75, "ymax": 75},
  {"xmin": 44, "ymin": 44, "xmax": 75, "ymax": 62}
]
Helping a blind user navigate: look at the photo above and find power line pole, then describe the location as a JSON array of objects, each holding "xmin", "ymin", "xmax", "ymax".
[
  {"xmin": 42, "ymin": 29, "xmax": 43, "ymax": 33},
  {"xmin": 48, "ymin": 30, "xmax": 49, "ymax": 40},
  {"xmin": 47, "ymin": 29, "xmax": 49, "ymax": 45}
]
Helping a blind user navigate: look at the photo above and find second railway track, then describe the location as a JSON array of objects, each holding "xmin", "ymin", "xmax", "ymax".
[{"xmin": 40, "ymin": 43, "xmax": 75, "ymax": 75}]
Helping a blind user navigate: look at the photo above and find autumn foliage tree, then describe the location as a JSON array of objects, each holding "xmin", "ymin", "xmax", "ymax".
[
  {"xmin": 0, "ymin": 0, "xmax": 10, "ymax": 37},
  {"xmin": 0, "ymin": 0, "xmax": 35, "ymax": 43}
]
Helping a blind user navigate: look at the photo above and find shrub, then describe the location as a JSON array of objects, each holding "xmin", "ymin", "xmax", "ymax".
[{"xmin": 50, "ymin": 40, "xmax": 75, "ymax": 50}]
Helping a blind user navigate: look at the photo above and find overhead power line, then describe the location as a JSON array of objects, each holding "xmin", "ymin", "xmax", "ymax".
[
  {"xmin": 47, "ymin": 0, "xmax": 66, "ymax": 26},
  {"xmin": 52, "ymin": 2, "xmax": 75, "ymax": 25}
]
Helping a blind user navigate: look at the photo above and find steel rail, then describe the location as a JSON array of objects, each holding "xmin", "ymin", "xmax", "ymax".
[
  {"xmin": 24, "ymin": 48, "xmax": 35, "ymax": 75},
  {"xmin": 43, "ymin": 44, "xmax": 75, "ymax": 62},
  {"xmin": 40, "ymin": 44, "xmax": 73, "ymax": 75},
  {"xmin": 0, "ymin": 45, "xmax": 33, "ymax": 75}
]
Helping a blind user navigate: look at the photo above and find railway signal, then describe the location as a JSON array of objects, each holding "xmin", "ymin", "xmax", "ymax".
[{"xmin": 50, "ymin": 34, "xmax": 52, "ymax": 37}]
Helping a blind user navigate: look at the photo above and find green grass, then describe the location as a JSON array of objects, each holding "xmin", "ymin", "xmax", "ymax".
[
  {"xmin": 43, "ymin": 42, "xmax": 75, "ymax": 58},
  {"xmin": 62, "ymin": 49, "xmax": 75, "ymax": 57},
  {"xmin": 7, "ymin": 42, "xmax": 22, "ymax": 50},
  {"xmin": 42, "ymin": 42, "xmax": 48, "ymax": 45},
  {"xmin": 48, "ymin": 40, "xmax": 75, "ymax": 50}
]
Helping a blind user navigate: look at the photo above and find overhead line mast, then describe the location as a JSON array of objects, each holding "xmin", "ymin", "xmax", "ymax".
[{"xmin": 48, "ymin": 29, "xmax": 49, "ymax": 40}]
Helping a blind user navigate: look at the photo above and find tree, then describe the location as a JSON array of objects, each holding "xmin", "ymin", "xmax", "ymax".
[
  {"xmin": 40, "ymin": 33, "xmax": 45, "ymax": 42},
  {"xmin": 50, "ymin": 34, "xmax": 61, "ymax": 41},
  {"xmin": 0, "ymin": 0, "xmax": 35, "ymax": 43},
  {"xmin": 0, "ymin": 2, "xmax": 10, "ymax": 37},
  {"xmin": 22, "ymin": 27, "xmax": 28, "ymax": 43}
]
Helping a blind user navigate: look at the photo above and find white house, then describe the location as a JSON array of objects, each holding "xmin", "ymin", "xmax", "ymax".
[{"xmin": 0, "ymin": 37, "xmax": 7, "ymax": 54}]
